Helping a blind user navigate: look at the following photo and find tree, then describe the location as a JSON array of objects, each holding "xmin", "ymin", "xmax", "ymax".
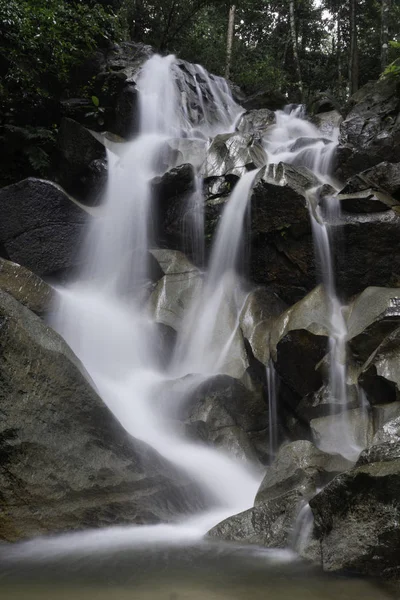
[
  {"xmin": 225, "ymin": 4, "xmax": 236, "ymax": 79},
  {"xmin": 289, "ymin": 0, "xmax": 304, "ymax": 101},
  {"xmin": 348, "ymin": 0, "xmax": 358, "ymax": 94},
  {"xmin": 381, "ymin": 0, "xmax": 391, "ymax": 71}
]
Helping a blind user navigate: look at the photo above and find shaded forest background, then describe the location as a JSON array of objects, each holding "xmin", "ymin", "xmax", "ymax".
[{"xmin": 1, "ymin": 0, "xmax": 399, "ymax": 185}]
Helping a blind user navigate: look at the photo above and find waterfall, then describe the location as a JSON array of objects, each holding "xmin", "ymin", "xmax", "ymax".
[
  {"xmin": 264, "ymin": 107, "xmax": 362, "ymax": 461},
  {"xmin": 53, "ymin": 54, "xmax": 261, "ymax": 544}
]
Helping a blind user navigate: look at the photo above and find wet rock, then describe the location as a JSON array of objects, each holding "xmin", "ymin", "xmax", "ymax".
[
  {"xmin": 208, "ymin": 441, "xmax": 350, "ymax": 548},
  {"xmin": 310, "ymin": 441, "xmax": 400, "ymax": 581},
  {"xmin": 275, "ymin": 330, "xmax": 327, "ymax": 398},
  {"xmin": 148, "ymin": 250, "xmax": 202, "ymax": 331},
  {"xmin": 204, "ymin": 175, "xmax": 238, "ymax": 200},
  {"xmin": 359, "ymin": 327, "xmax": 400, "ymax": 407},
  {"xmin": 335, "ymin": 77, "xmax": 400, "ymax": 180},
  {"xmin": 236, "ymin": 109, "xmax": 276, "ymax": 137},
  {"xmin": 202, "ymin": 133, "xmax": 267, "ymax": 178},
  {"xmin": 372, "ymin": 402, "xmax": 400, "ymax": 434},
  {"xmin": 340, "ymin": 161, "xmax": 400, "ymax": 201},
  {"xmin": 312, "ymin": 110, "xmax": 342, "ymax": 139},
  {"xmin": 249, "ymin": 164, "xmax": 318, "ymax": 304},
  {"xmin": 153, "ymin": 164, "xmax": 198, "ymax": 256},
  {"xmin": 347, "ymin": 287, "xmax": 400, "ymax": 364},
  {"xmin": 96, "ymin": 42, "xmax": 153, "ymax": 137},
  {"xmin": 0, "ymin": 178, "xmax": 87, "ymax": 279},
  {"xmin": 239, "ymin": 287, "xmax": 287, "ymax": 365},
  {"xmin": 184, "ymin": 375, "xmax": 269, "ymax": 465},
  {"xmin": 310, "ymin": 408, "xmax": 373, "ymax": 456},
  {"xmin": 334, "ymin": 213, "xmax": 400, "ymax": 297},
  {"xmin": 0, "ymin": 257, "xmax": 52, "ymax": 314},
  {"xmin": 269, "ymin": 285, "xmax": 330, "ymax": 397},
  {"xmin": 208, "ymin": 490, "xmax": 304, "ymax": 547},
  {"xmin": 0, "ymin": 290, "xmax": 201, "ymax": 542},
  {"xmin": 255, "ymin": 440, "xmax": 351, "ymax": 504},
  {"xmin": 56, "ymin": 118, "xmax": 107, "ymax": 205},
  {"xmin": 338, "ymin": 189, "xmax": 398, "ymax": 213}
]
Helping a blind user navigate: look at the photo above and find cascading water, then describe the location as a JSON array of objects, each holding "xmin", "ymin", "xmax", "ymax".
[
  {"xmin": 54, "ymin": 54, "xmax": 261, "ymax": 547},
  {"xmin": 263, "ymin": 107, "xmax": 362, "ymax": 461}
]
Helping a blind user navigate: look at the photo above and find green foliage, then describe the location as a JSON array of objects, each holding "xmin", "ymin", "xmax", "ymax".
[{"xmin": 0, "ymin": 0, "xmax": 121, "ymax": 119}]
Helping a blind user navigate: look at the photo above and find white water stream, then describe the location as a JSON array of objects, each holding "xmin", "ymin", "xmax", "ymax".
[
  {"xmin": 263, "ymin": 107, "xmax": 363, "ymax": 461},
  {"xmin": 36, "ymin": 56, "xmax": 359, "ymax": 560},
  {"xmin": 53, "ymin": 55, "xmax": 260, "ymax": 553}
]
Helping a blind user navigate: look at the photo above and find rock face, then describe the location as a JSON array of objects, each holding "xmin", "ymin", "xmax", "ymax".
[
  {"xmin": 208, "ymin": 441, "xmax": 350, "ymax": 548},
  {"xmin": 0, "ymin": 178, "xmax": 87, "ymax": 278},
  {"xmin": 183, "ymin": 375, "xmax": 269, "ymax": 465},
  {"xmin": 249, "ymin": 164, "xmax": 317, "ymax": 304},
  {"xmin": 0, "ymin": 290, "xmax": 201, "ymax": 542},
  {"xmin": 336, "ymin": 76, "xmax": 400, "ymax": 181},
  {"xmin": 310, "ymin": 441, "xmax": 400, "ymax": 580},
  {"xmin": 56, "ymin": 118, "xmax": 107, "ymax": 205},
  {"xmin": 202, "ymin": 133, "xmax": 266, "ymax": 178},
  {"xmin": 0, "ymin": 257, "xmax": 52, "ymax": 314}
]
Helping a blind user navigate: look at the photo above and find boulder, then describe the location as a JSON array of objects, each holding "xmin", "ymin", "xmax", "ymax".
[
  {"xmin": 338, "ymin": 189, "xmax": 399, "ymax": 213},
  {"xmin": 208, "ymin": 490, "xmax": 304, "ymax": 547},
  {"xmin": 335, "ymin": 77, "xmax": 400, "ymax": 180},
  {"xmin": 359, "ymin": 327, "xmax": 400, "ymax": 407},
  {"xmin": 95, "ymin": 42, "xmax": 153, "ymax": 137},
  {"xmin": 310, "ymin": 408, "xmax": 373, "ymax": 458},
  {"xmin": 249, "ymin": 164, "xmax": 318, "ymax": 304},
  {"xmin": 334, "ymin": 212, "xmax": 400, "ymax": 297},
  {"xmin": 0, "ymin": 178, "xmax": 88, "ymax": 279},
  {"xmin": 312, "ymin": 110, "xmax": 342, "ymax": 139},
  {"xmin": 255, "ymin": 440, "xmax": 351, "ymax": 504},
  {"xmin": 56, "ymin": 118, "xmax": 107, "ymax": 205},
  {"xmin": 0, "ymin": 290, "xmax": 201, "ymax": 542},
  {"xmin": 346, "ymin": 287, "xmax": 400, "ymax": 364},
  {"xmin": 236, "ymin": 109, "xmax": 276, "ymax": 137},
  {"xmin": 148, "ymin": 250, "xmax": 203, "ymax": 332},
  {"xmin": 310, "ymin": 441, "xmax": 400, "ymax": 581},
  {"xmin": 208, "ymin": 441, "xmax": 350, "ymax": 548},
  {"xmin": 183, "ymin": 375, "xmax": 269, "ymax": 465},
  {"xmin": 0, "ymin": 257, "xmax": 52, "ymax": 314},
  {"xmin": 202, "ymin": 133, "xmax": 267, "ymax": 178},
  {"xmin": 340, "ymin": 161, "xmax": 400, "ymax": 201},
  {"xmin": 239, "ymin": 287, "xmax": 287, "ymax": 365},
  {"xmin": 269, "ymin": 286, "xmax": 330, "ymax": 396}
]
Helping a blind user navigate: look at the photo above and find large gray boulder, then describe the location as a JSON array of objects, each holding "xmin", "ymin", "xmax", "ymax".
[
  {"xmin": 0, "ymin": 290, "xmax": 201, "ymax": 542},
  {"xmin": 202, "ymin": 133, "xmax": 267, "ymax": 178},
  {"xmin": 208, "ymin": 441, "xmax": 350, "ymax": 548},
  {"xmin": 182, "ymin": 375, "xmax": 269, "ymax": 465},
  {"xmin": 310, "ymin": 441, "xmax": 400, "ymax": 582},
  {"xmin": 236, "ymin": 109, "xmax": 276, "ymax": 138},
  {"xmin": 0, "ymin": 257, "xmax": 52, "ymax": 315},
  {"xmin": 0, "ymin": 178, "xmax": 88, "ymax": 279},
  {"xmin": 334, "ymin": 211, "xmax": 400, "ymax": 298},
  {"xmin": 335, "ymin": 76, "xmax": 400, "ymax": 180},
  {"xmin": 340, "ymin": 161, "xmax": 400, "ymax": 202},
  {"xmin": 249, "ymin": 164, "xmax": 318, "ymax": 304}
]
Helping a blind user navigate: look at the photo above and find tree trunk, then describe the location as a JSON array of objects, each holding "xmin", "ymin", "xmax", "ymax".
[
  {"xmin": 337, "ymin": 8, "xmax": 343, "ymax": 97},
  {"xmin": 225, "ymin": 5, "xmax": 236, "ymax": 79},
  {"xmin": 289, "ymin": 0, "xmax": 304, "ymax": 102},
  {"xmin": 381, "ymin": 0, "xmax": 391, "ymax": 71},
  {"xmin": 349, "ymin": 0, "xmax": 358, "ymax": 95}
]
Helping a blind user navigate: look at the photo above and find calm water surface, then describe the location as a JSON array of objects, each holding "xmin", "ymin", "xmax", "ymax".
[{"xmin": 0, "ymin": 538, "xmax": 395, "ymax": 600}]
